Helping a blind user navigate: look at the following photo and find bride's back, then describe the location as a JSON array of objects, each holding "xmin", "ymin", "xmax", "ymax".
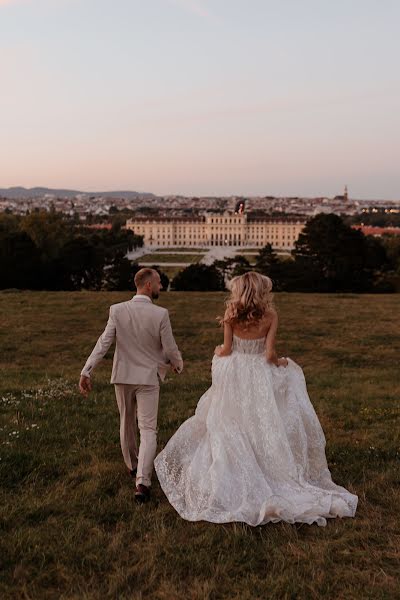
[{"xmin": 232, "ymin": 311, "xmax": 274, "ymax": 340}]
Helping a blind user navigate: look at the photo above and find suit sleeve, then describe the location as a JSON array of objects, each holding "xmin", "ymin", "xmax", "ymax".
[
  {"xmin": 160, "ymin": 310, "xmax": 183, "ymax": 371},
  {"xmin": 81, "ymin": 307, "xmax": 116, "ymax": 377}
]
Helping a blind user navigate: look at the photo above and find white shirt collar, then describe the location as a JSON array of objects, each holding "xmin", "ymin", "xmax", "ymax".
[{"xmin": 132, "ymin": 294, "xmax": 152, "ymax": 302}]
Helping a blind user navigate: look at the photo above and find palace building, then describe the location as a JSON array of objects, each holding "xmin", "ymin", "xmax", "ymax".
[{"xmin": 125, "ymin": 212, "xmax": 306, "ymax": 250}]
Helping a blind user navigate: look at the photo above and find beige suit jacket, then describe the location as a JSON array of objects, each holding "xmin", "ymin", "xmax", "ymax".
[{"xmin": 81, "ymin": 295, "xmax": 183, "ymax": 385}]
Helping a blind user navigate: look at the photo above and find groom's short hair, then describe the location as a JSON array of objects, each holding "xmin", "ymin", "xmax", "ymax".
[{"xmin": 134, "ymin": 268, "xmax": 157, "ymax": 289}]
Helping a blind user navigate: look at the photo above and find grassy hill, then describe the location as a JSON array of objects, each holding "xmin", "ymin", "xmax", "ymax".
[{"xmin": 0, "ymin": 291, "xmax": 399, "ymax": 599}]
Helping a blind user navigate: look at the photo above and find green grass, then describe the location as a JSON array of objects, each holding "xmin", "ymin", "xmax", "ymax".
[
  {"xmin": 0, "ymin": 291, "xmax": 399, "ymax": 599},
  {"xmin": 137, "ymin": 253, "xmax": 204, "ymax": 263}
]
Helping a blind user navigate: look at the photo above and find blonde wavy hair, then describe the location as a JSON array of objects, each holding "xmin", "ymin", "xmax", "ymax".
[{"xmin": 219, "ymin": 271, "xmax": 274, "ymax": 328}]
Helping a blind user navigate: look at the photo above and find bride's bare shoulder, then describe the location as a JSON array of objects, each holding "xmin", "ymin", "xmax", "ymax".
[
  {"xmin": 233, "ymin": 312, "xmax": 275, "ymax": 338},
  {"xmin": 263, "ymin": 307, "xmax": 277, "ymax": 325}
]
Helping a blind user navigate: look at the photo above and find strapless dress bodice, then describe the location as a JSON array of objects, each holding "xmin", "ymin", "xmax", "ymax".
[{"xmin": 232, "ymin": 334, "xmax": 266, "ymax": 355}]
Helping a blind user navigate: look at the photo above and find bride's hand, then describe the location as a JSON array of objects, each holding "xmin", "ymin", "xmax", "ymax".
[{"xmin": 214, "ymin": 345, "xmax": 232, "ymax": 357}]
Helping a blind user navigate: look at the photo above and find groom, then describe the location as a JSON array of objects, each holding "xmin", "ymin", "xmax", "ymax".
[{"xmin": 79, "ymin": 267, "xmax": 183, "ymax": 503}]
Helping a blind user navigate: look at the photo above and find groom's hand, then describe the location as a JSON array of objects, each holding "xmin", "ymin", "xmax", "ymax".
[{"xmin": 79, "ymin": 375, "xmax": 92, "ymax": 396}]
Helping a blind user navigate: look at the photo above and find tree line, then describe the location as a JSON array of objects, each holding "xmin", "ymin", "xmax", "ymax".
[
  {"xmin": 1, "ymin": 212, "xmax": 399, "ymax": 293},
  {"xmin": 344, "ymin": 209, "xmax": 400, "ymax": 228},
  {"xmin": 172, "ymin": 214, "xmax": 400, "ymax": 293},
  {"xmin": 0, "ymin": 211, "xmax": 143, "ymax": 291}
]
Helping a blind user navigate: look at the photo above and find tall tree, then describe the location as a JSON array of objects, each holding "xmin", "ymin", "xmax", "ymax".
[
  {"xmin": 56, "ymin": 236, "xmax": 105, "ymax": 290},
  {"xmin": 253, "ymin": 243, "xmax": 282, "ymax": 286},
  {"xmin": 20, "ymin": 210, "xmax": 71, "ymax": 261},
  {"xmin": 381, "ymin": 236, "xmax": 400, "ymax": 274},
  {"xmin": 292, "ymin": 214, "xmax": 386, "ymax": 292}
]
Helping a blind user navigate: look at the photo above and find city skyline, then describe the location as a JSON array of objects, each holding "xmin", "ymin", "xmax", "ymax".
[
  {"xmin": 0, "ymin": 184, "xmax": 398, "ymax": 202},
  {"xmin": 1, "ymin": 1, "xmax": 399, "ymax": 198}
]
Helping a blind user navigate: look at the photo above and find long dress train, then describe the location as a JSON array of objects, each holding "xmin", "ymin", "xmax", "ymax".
[{"xmin": 154, "ymin": 335, "xmax": 358, "ymax": 527}]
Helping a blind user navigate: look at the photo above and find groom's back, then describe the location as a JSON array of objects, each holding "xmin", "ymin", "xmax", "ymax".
[{"xmin": 110, "ymin": 298, "xmax": 168, "ymax": 385}]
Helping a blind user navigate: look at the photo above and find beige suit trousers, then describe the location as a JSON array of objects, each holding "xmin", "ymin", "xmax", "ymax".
[{"xmin": 114, "ymin": 383, "xmax": 159, "ymax": 487}]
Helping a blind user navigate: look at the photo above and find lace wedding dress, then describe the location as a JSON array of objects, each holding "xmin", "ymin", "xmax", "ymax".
[{"xmin": 154, "ymin": 335, "xmax": 358, "ymax": 527}]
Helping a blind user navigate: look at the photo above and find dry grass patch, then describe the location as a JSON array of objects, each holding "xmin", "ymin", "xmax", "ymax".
[{"xmin": 0, "ymin": 291, "xmax": 399, "ymax": 599}]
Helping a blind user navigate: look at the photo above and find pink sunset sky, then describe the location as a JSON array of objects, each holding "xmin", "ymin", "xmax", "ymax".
[{"xmin": 1, "ymin": 0, "xmax": 399, "ymax": 198}]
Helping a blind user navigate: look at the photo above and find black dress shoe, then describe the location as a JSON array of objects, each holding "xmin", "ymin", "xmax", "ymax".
[{"xmin": 135, "ymin": 484, "xmax": 151, "ymax": 503}]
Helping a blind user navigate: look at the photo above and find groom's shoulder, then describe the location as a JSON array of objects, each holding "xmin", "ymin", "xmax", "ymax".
[
  {"xmin": 109, "ymin": 300, "xmax": 130, "ymax": 313},
  {"xmin": 109, "ymin": 300, "xmax": 168, "ymax": 317},
  {"xmin": 151, "ymin": 303, "xmax": 169, "ymax": 318},
  {"xmin": 145, "ymin": 303, "xmax": 169, "ymax": 323},
  {"xmin": 108, "ymin": 300, "xmax": 133, "ymax": 317}
]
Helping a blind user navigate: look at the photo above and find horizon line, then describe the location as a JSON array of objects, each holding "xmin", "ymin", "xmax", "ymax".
[{"xmin": 0, "ymin": 185, "xmax": 399, "ymax": 202}]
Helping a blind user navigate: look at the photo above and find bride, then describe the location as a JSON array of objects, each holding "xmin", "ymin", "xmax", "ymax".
[{"xmin": 154, "ymin": 272, "xmax": 358, "ymax": 527}]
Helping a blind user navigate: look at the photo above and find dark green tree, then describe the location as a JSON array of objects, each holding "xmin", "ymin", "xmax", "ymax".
[
  {"xmin": 103, "ymin": 253, "xmax": 139, "ymax": 291},
  {"xmin": 292, "ymin": 214, "xmax": 388, "ymax": 292},
  {"xmin": 172, "ymin": 264, "xmax": 225, "ymax": 291},
  {"xmin": 0, "ymin": 230, "xmax": 41, "ymax": 289},
  {"xmin": 214, "ymin": 255, "xmax": 251, "ymax": 281},
  {"xmin": 345, "ymin": 210, "xmax": 400, "ymax": 228},
  {"xmin": 377, "ymin": 235, "xmax": 400, "ymax": 273},
  {"xmin": 252, "ymin": 244, "xmax": 282, "ymax": 283},
  {"xmin": 254, "ymin": 243, "xmax": 278, "ymax": 272},
  {"xmin": 20, "ymin": 210, "xmax": 72, "ymax": 261},
  {"xmin": 111, "ymin": 215, "xmax": 126, "ymax": 233},
  {"xmin": 230, "ymin": 255, "xmax": 252, "ymax": 277},
  {"xmin": 254, "ymin": 244, "xmax": 292, "ymax": 291},
  {"xmin": 56, "ymin": 236, "xmax": 105, "ymax": 290},
  {"xmin": 0, "ymin": 213, "xmax": 20, "ymax": 233}
]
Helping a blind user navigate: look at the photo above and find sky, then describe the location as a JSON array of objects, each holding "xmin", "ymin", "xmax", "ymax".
[{"xmin": 1, "ymin": 0, "xmax": 399, "ymax": 198}]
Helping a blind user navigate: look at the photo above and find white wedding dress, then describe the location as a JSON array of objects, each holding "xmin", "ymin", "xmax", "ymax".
[{"xmin": 154, "ymin": 335, "xmax": 358, "ymax": 527}]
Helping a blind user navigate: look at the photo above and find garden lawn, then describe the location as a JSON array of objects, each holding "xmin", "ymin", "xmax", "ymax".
[{"xmin": 0, "ymin": 291, "xmax": 399, "ymax": 599}]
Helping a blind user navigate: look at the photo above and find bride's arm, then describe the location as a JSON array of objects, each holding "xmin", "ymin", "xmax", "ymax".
[
  {"xmin": 265, "ymin": 310, "xmax": 288, "ymax": 367},
  {"xmin": 214, "ymin": 322, "xmax": 233, "ymax": 357}
]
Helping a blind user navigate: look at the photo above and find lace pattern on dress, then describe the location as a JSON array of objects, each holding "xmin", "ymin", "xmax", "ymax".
[{"xmin": 154, "ymin": 337, "xmax": 358, "ymax": 527}]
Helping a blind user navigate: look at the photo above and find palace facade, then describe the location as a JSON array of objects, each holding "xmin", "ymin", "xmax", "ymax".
[{"xmin": 126, "ymin": 212, "xmax": 306, "ymax": 250}]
